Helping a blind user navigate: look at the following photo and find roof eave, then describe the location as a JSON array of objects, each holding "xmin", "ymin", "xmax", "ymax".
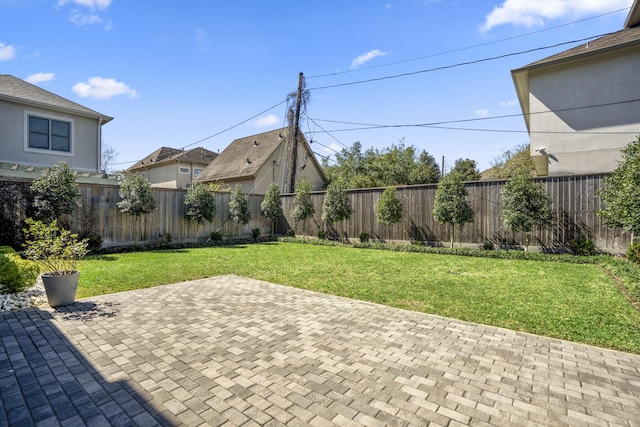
[
  {"xmin": 625, "ymin": 0, "xmax": 640, "ymax": 28},
  {"xmin": 0, "ymin": 93, "xmax": 114, "ymax": 124},
  {"xmin": 510, "ymin": 68, "xmax": 531, "ymax": 133}
]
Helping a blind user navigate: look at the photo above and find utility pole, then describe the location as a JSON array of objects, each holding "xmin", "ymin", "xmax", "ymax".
[
  {"xmin": 288, "ymin": 72, "xmax": 304, "ymax": 193},
  {"xmin": 441, "ymin": 155, "xmax": 445, "ymax": 177}
]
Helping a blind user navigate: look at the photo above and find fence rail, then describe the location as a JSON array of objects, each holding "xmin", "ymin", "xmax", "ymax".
[{"xmin": 1, "ymin": 174, "xmax": 631, "ymax": 251}]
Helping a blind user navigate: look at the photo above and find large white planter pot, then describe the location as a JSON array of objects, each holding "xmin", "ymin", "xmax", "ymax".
[{"xmin": 41, "ymin": 271, "xmax": 80, "ymax": 308}]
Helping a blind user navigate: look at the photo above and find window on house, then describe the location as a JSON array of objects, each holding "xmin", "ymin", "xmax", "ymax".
[
  {"xmin": 28, "ymin": 115, "xmax": 71, "ymax": 152},
  {"xmin": 193, "ymin": 168, "xmax": 203, "ymax": 178},
  {"xmin": 179, "ymin": 167, "xmax": 190, "ymax": 174}
]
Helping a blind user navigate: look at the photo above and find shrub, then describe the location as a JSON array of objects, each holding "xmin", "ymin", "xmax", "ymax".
[
  {"xmin": 30, "ymin": 161, "xmax": 80, "ymax": 222},
  {"xmin": 317, "ymin": 230, "xmax": 327, "ymax": 240},
  {"xmin": 481, "ymin": 241, "xmax": 495, "ymax": 251},
  {"xmin": 359, "ymin": 232, "xmax": 370, "ymax": 243},
  {"xmin": 0, "ymin": 246, "xmax": 39, "ymax": 294},
  {"xmin": 376, "ymin": 187, "xmax": 402, "ymax": 225},
  {"xmin": 284, "ymin": 229, "xmax": 295, "ymax": 238},
  {"xmin": 22, "ymin": 219, "xmax": 89, "ymax": 275},
  {"xmin": 569, "ymin": 237, "xmax": 596, "ymax": 256},
  {"xmin": 159, "ymin": 233, "xmax": 172, "ymax": 244},
  {"xmin": 210, "ymin": 231, "xmax": 222, "ymax": 241},
  {"xmin": 627, "ymin": 242, "xmax": 640, "ymax": 264},
  {"xmin": 251, "ymin": 228, "xmax": 261, "ymax": 241}
]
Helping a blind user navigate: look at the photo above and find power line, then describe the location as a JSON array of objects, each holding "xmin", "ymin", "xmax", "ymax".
[
  {"xmin": 308, "ymin": 34, "xmax": 613, "ymax": 91},
  {"xmin": 307, "ymin": 117, "xmax": 349, "ymax": 149},
  {"xmin": 306, "ymin": 8, "xmax": 630, "ymax": 79}
]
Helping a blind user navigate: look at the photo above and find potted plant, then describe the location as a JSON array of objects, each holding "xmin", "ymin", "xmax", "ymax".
[{"xmin": 23, "ymin": 219, "xmax": 89, "ymax": 307}]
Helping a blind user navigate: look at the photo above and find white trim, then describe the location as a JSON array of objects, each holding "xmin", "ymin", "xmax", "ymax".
[
  {"xmin": 179, "ymin": 166, "xmax": 191, "ymax": 174},
  {"xmin": 24, "ymin": 110, "xmax": 74, "ymax": 157},
  {"xmin": 193, "ymin": 168, "xmax": 203, "ymax": 178}
]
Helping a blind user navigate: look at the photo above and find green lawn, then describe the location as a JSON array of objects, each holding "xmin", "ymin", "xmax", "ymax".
[{"xmin": 78, "ymin": 242, "xmax": 640, "ymax": 353}]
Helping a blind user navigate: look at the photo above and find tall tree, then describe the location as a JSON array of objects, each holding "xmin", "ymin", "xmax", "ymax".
[
  {"xmin": 409, "ymin": 150, "xmax": 440, "ymax": 184},
  {"xmin": 486, "ymin": 143, "xmax": 536, "ymax": 179},
  {"xmin": 261, "ymin": 182, "xmax": 283, "ymax": 235},
  {"xmin": 376, "ymin": 187, "xmax": 403, "ymax": 225},
  {"xmin": 433, "ymin": 173, "xmax": 474, "ymax": 248},
  {"xmin": 117, "ymin": 174, "xmax": 157, "ymax": 243},
  {"xmin": 597, "ymin": 136, "xmax": 640, "ymax": 239},
  {"xmin": 228, "ymin": 185, "xmax": 251, "ymax": 226},
  {"xmin": 30, "ymin": 161, "xmax": 80, "ymax": 223},
  {"xmin": 450, "ymin": 158, "xmax": 481, "ymax": 181},
  {"xmin": 184, "ymin": 183, "xmax": 216, "ymax": 242},
  {"xmin": 501, "ymin": 174, "xmax": 553, "ymax": 250}
]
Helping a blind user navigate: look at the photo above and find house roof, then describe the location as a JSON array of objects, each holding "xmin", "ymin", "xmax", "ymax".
[
  {"xmin": 127, "ymin": 146, "xmax": 218, "ymax": 171},
  {"xmin": 0, "ymin": 75, "xmax": 113, "ymax": 123},
  {"xmin": 626, "ymin": 0, "xmax": 640, "ymax": 28}
]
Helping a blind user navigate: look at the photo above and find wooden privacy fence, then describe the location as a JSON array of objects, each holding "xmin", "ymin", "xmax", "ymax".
[{"xmin": 278, "ymin": 174, "xmax": 631, "ymax": 252}]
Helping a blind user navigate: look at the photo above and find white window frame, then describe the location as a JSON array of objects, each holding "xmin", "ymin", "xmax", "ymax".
[
  {"xmin": 193, "ymin": 168, "xmax": 203, "ymax": 178},
  {"xmin": 179, "ymin": 166, "xmax": 191, "ymax": 174},
  {"xmin": 24, "ymin": 110, "xmax": 74, "ymax": 157}
]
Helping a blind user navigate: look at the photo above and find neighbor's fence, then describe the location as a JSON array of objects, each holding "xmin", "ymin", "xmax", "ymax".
[{"xmin": 279, "ymin": 174, "xmax": 631, "ymax": 252}]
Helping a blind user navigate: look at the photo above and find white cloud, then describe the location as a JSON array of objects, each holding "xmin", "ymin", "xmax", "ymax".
[
  {"xmin": 58, "ymin": 0, "xmax": 112, "ymax": 10},
  {"xmin": 350, "ymin": 49, "xmax": 389, "ymax": 69},
  {"xmin": 0, "ymin": 42, "xmax": 16, "ymax": 61},
  {"xmin": 70, "ymin": 12, "xmax": 102, "ymax": 25},
  {"xmin": 481, "ymin": 0, "xmax": 632, "ymax": 31},
  {"xmin": 254, "ymin": 114, "xmax": 279, "ymax": 127},
  {"xmin": 500, "ymin": 99, "xmax": 518, "ymax": 107},
  {"xmin": 25, "ymin": 73, "xmax": 55, "ymax": 85},
  {"xmin": 322, "ymin": 143, "xmax": 342, "ymax": 155},
  {"xmin": 475, "ymin": 109, "xmax": 490, "ymax": 117},
  {"xmin": 72, "ymin": 77, "xmax": 139, "ymax": 100}
]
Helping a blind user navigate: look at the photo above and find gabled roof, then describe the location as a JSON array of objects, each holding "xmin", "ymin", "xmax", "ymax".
[
  {"xmin": 626, "ymin": 0, "xmax": 640, "ymax": 28},
  {"xmin": 196, "ymin": 128, "xmax": 288, "ymax": 182},
  {"xmin": 0, "ymin": 74, "xmax": 113, "ymax": 123},
  {"xmin": 128, "ymin": 146, "xmax": 218, "ymax": 171}
]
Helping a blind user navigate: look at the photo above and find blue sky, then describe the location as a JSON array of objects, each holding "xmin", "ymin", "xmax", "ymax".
[{"xmin": 1, "ymin": 0, "xmax": 634, "ymax": 172}]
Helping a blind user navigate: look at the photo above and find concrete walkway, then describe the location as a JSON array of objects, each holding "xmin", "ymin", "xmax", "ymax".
[{"xmin": 1, "ymin": 275, "xmax": 639, "ymax": 426}]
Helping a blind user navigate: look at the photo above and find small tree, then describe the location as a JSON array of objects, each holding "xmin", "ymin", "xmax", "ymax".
[
  {"xmin": 291, "ymin": 178, "xmax": 315, "ymax": 228},
  {"xmin": 228, "ymin": 185, "xmax": 250, "ymax": 226},
  {"xmin": 261, "ymin": 182, "xmax": 283, "ymax": 236},
  {"xmin": 30, "ymin": 161, "xmax": 80, "ymax": 223},
  {"xmin": 376, "ymin": 187, "xmax": 403, "ymax": 225},
  {"xmin": 501, "ymin": 174, "xmax": 553, "ymax": 250},
  {"xmin": 184, "ymin": 183, "xmax": 216, "ymax": 242},
  {"xmin": 321, "ymin": 181, "xmax": 352, "ymax": 240},
  {"xmin": 117, "ymin": 174, "xmax": 157, "ymax": 244},
  {"xmin": 597, "ymin": 136, "xmax": 640, "ymax": 240},
  {"xmin": 433, "ymin": 173, "xmax": 474, "ymax": 248}
]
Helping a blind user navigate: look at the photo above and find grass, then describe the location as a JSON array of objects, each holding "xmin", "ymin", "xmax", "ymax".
[{"xmin": 78, "ymin": 242, "xmax": 640, "ymax": 354}]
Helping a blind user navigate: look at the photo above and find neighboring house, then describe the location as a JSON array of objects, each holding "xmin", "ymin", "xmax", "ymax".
[
  {"xmin": 195, "ymin": 127, "xmax": 326, "ymax": 194},
  {"xmin": 127, "ymin": 147, "xmax": 218, "ymax": 189},
  {"xmin": 0, "ymin": 74, "xmax": 112, "ymax": 173},
  {"xmin": 511, "ymin": 2, "xmax": 640, "ymax": 176}
]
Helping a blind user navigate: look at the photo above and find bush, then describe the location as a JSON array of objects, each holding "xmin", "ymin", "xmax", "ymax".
[
  {"xmin": 359, "ymin": 232, "xmax": 370, "ymax": 243},
  {"xmin": 317, "ymin": 230, "xmax": 327, "ymax": 240},
  {"xmin": 0, "ymin": 246, "xmax": 39, "ymax": 294},
  {"xmin": 481, "ymin": 241, "xmax": 495, "ymax": 251},
  {"xmin": 569, "ymin": 237, "xmax": 596, "ymax": 256},
  {"xmin": 284, "ymin": 229, "xmax": 295, "ymax": 238},
  {"xmin": 251, "ymin": 228, "xmax": 261, "ymax": 241},
  {"xmin": 627, "ymin": 242, "xmax": 640, "ymax": 264},
  {"xmin": 79, "ymin": 233, "xmax": 103, "ymax": 253},
  {"xmin": 210, "ymin": 231, "xmax": 222, "ymax": 241}
]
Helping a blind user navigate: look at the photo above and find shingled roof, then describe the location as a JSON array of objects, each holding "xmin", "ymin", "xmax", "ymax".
[
  {"xmin": 0, "ymin": 74, "xmax": 113, "ymax": 123},
  {"xmin": 128, "ymin": 146, "xmax": 218, "ymax": 171},
  {"xmin": 196, "ymin": 128, "xmax": 292, "ymax": 182}
]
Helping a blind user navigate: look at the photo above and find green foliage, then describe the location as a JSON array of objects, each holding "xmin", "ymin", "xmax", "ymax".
[
  {"xmin": 481, "ymin": 241, "xmax": 495, "ymax": 251},
  {"xmin": 0, "ymin": 246, "xmax": 39, "ymax": 294},
  {"xmin": 359, "ymin": 232, "xmax": 370, "ymax": 243},
  {"xmin": 501, "ymin": 174, "xmax": 553, "ymax": 248},
  {"xmin": 30, "ymin": 161, "xmax": 80, "ymax": 222},
  {"xmin": 22, "ymin": 219, "xmax": 89, "ymax": 275},
  {"xmin": 450, "ymin": 158, "xmax": 481, "ymax": 181},
  {"xmin": 322, "ymin": 141, "xmax": 440, "ymax": 189},
  {"xmin": 321, "ymin": 181, "xmax": 352, "ymax": 225},
  {"xmin": 569, "ymin": 237, "xmax": 596, "ymax": 256},
  {"xmin": 261, "ymin": 182, "xmax": 283, "ymax": 222},
  {"xmin": 375, "ymin": 187, "xmax": 403, "ymax": 225},
  {"xmin": 184, "ymin": 183, "xmax": 215, "ymax": 224},
  {"xmin": 228, "ymin": 185, "xmax": 251, "ymax": 225},
  {"xmin": 317, "ymin": 230, "xmax": 327, "ymax": 240},
  {"xmin": 291, "ymin": 179, "xmax": 315, "ymax": 223},
  {"xmin": 284, "ymin": 229, "xmax": 295, "ymax": 238},
  {"xmin": 597, "ymin": 136, "xmax": 640, "ymax": 236},
  {"xmin": 210, "ymin": 231, "xmax": 222, "ymax": 241},
  {"xmin": 627, "ymin": 242, "xmax": 640, "ymax": 264},
  {"xmin": 117, "ymin": 174, "xmax": 157, "ymax": 216},
  {"xmin": 433, "ymin": 173, "xmax": 474, "ymax": 247},
  {"xmin": 250, "ymin": 228, "xmax": 261, "ymax": 241},
  {"xmin": 487, "ymin": 143, "xmax": 536, "ymax": 179},
  {"xmin": 81, "ymin": 234, "xmax": 104, "ymax": 253}
]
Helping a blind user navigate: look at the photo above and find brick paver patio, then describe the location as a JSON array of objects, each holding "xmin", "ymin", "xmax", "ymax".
[{"xmin": 1, "ymin": 275, "xmax": 639, "ymax": 426}]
